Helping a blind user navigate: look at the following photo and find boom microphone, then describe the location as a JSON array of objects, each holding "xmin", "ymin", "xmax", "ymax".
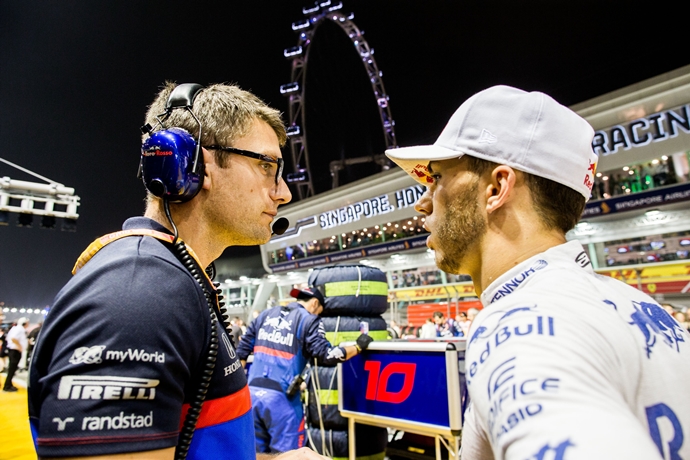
[{"xmin": 271, "ymin": 217, "xmax": 289, "ymax": 236}]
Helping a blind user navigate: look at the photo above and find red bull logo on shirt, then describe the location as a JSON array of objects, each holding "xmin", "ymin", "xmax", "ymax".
[{"xmin": 258, "ymin": 316, "xmax": 295, "ymax": 346}]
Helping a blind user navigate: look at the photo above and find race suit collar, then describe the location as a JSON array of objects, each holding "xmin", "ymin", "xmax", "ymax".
[{"xmin": 481, "ymin": 240, "xmax": 594, "ymax": 306}]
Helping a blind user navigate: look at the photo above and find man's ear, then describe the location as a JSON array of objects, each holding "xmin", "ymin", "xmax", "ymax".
[
  {"xmin": 201, "ymin": 147, "xmax": 214, "ymax": 191},
  {"xmin": 485, "ymin": 165, "xmax": 517, "ymax": 214}
]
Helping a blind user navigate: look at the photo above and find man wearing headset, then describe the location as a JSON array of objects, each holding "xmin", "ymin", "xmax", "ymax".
[
  {"xmin": 28, "ymin": 83, "xmax": 328, "ymax": 460},
  {"xmin": 386, "ymin": 85, "xmax": 690, "ymax": 459},
  {"xmin": 237, "ymin": 287, "xmax": 372, "ymax": 454}
]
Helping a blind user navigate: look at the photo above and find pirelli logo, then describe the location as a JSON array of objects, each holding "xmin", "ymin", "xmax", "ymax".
[{"xmin": 57, "ymin": 375, "xmax": 159, "ymax": 400}]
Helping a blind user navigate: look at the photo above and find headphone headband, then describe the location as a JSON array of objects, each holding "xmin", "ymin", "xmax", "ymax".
[{"xmin": 166, "ymin": 83, "xmax": 204, "ymax": 111}]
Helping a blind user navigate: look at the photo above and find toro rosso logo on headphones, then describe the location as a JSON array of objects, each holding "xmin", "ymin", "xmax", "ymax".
[{"xmin": 142, "ymin": 147, "xmax": 173, "ymax": 157}]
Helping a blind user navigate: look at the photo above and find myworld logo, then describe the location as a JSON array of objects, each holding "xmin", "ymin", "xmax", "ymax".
[{"xmin": 69, "ymin": 346, "xmax": 165, "ymax": 365}]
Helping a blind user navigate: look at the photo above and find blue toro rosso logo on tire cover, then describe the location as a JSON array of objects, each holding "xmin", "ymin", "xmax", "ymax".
[{"xmin": 629, "ymin": 301, "xmax": 686, "ymax": 358}]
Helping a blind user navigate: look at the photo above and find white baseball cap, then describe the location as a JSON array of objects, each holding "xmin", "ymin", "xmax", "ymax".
[{"xmin": 385, "ymin": 85, "xmax": 598, "ymax": 201}]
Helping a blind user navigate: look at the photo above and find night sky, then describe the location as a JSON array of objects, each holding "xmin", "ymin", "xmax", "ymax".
[{"xmin": 1, "ymin": 1, "xmax": 688, "ymax": 309}]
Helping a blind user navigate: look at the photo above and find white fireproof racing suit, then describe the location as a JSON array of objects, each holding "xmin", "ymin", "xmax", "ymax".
[{"xmin": 461, "ymin": 240, "xmax": 690, "ymax": 460}]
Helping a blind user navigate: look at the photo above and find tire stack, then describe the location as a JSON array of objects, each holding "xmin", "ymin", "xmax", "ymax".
[{"xmin": 305, "ymin": 264, "xmax": 390, "ymax": 460}]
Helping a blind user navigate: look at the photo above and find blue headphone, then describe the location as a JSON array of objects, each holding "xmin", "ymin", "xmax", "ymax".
[{"xmin": 138, "ymin": 83, "xmax": 205, "ymax": 203}]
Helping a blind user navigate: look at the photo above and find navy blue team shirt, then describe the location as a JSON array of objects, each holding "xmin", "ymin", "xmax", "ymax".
[{"xmin": 28, "ymin": 217, "xmax": 256, "ymax": 459}]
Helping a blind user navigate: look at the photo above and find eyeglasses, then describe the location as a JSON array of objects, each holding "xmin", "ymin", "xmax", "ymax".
[{"xmin": 204, "ymin": 145, "xmax": 284, "ymax": 185}]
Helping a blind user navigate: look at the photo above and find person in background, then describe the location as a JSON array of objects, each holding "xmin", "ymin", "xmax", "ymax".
[
  {"xmin": 461, "ymin": 307, "xmax": 479, "ymax": 338},
  {"xmin": 454, "ymin": 311, "xmax": 468, "ymax": 337},
  {"xmin": 238, "ymin": 317, "xmax": 248, "ymax": 335},
  {"xmin": 419, "ymin": 318, "xmax": 437, "ymax": 339},
  {"xmin": 0, "ymin": 313, "xmax": 7, "ymax": 372},
  {"xmin": 661, "ymin": 303, "xmax": 676, "ymax": 316},
  {"xmin": 386, "ymin": 84, "xmax": 690, "ymax": 458},
  {"xmin": 674, "ymin": 310, "xmax": 690, "ymax": 331},
  {"xmin": 228, "ymin": 316, "xmax": 243, "ymax": 347},
  {"xmin": 432, "ymin": 311, "xmax": 459, "ymax": 337},
  {"xmin": 28, "ymin": 82, "xmax": 326, "ymax": 460},
  {"xmin": 26, "ymin": 320, "xmax": 42, "ymax": 366},
  {"xmin": 388, "ymin": 320, "xmax": 402, "ymax": 339},
  {"xmin": 237, "ymin": 287, "xmax": 372, "ymax": 454},
  {"xmin": 3, "ymin": 317, "xmax": 28, "ymax": 392}
]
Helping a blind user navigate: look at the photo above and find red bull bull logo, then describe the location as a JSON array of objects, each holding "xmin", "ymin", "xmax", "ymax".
[{"xmin": 628, "ymin": 300, "xmax": 686, "ymax": 358}]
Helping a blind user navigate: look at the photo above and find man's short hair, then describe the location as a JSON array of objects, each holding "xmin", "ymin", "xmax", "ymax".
[
  {"xmin": 432, "ymin": 311, "xmax": 444, "ymax": 319},
  {"xmin": 144, "ymin": 82, "xmax": 286, "ymax": 170},
  {"xmin": 466, "ymin": 156, "xmax": 585, "ymax": 234}
]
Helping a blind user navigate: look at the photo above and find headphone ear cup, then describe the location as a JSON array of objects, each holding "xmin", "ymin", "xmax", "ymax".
[{"xmin": 140, "ymin": 127, "xmax": 203, "ymax": 202}]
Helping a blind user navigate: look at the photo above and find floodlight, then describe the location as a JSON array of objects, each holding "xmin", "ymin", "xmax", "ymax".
[
  {"xmin": 61, "ymin": 218, "xmax": 77, "ymax": 232},
  {"xmin": 41, "ymin": 215, "xmax": 56, "ymax": 229},
  {"xmin": 17, "ymin": 213, "xmax": 33, "ymax": 227}
]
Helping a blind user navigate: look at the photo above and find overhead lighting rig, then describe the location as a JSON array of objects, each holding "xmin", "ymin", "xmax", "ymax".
[{"xmin": 0, "ymin": 157, "xmax": 80, "ymax": 231}]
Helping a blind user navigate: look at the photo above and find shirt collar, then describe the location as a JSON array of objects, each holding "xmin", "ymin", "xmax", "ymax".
[
  {"xmin": 481, "ymin": 240, "xmax": 593, "ymax": 306},
  {"xmin": 122, "ymin": 216, "xmax": 172, "ymax": 234}
]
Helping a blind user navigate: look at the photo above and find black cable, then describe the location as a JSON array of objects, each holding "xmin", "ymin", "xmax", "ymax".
[
  {"xmin": 172, "ymin": 239, "xmax": 221, "ymax": 460},
  {"xmin": 162, "ymin": 198, "xmax": 226, "ymax": 460},
  {"xmin": 164, "ymin": 199, "xmax": 179, "ymax": 245}
]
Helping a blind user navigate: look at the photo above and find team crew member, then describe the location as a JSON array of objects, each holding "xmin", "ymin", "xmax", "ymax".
[
  {"xmin": 432, "ymin": 311, "xmax": 460, "ymax": 337},
  {"xmin": 237, "ymin": 288, "xmax": 373, "ymax": 453},
  {"xmin": 386, "ymin": 85, "xmax": 690, "ymax": 459},
  {"xmin": 29, "ymin": 82, "xmax": 327, "ymax": 460},
  {"xmin": 3, "ymin": 317, "xmax": 28, "ymax": 392}
]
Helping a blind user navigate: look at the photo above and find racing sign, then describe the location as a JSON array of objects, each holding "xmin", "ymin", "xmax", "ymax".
[{"xmin": 338, "ymin": 341, "xmax": 465, "ymax": 437}]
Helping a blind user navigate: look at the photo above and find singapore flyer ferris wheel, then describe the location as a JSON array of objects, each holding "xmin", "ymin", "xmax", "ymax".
[{"xmin": 280, "ymin": 1, "xmax": 398, "ymax": 200}]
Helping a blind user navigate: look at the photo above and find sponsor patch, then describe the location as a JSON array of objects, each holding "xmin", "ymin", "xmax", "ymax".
[
  {"xmin": 69, "ymin": 346, "xmax": 165, "ymax": 365},
  {"xmin": 629, "ymin": 300, "xmax": 686, "ymax": 358},
  {"xmin": 70, "ymin": 346, "xmax": 106, "ymax": 365},
  {"xmin": 82, "ymin": 411, "xmax": 153, "ymax": 431},
  {"xmin": 490, "ymin": 260, "xmax": 548, "ymax": 303},
  {"xmin": 57, "ymin": 375, "xmax": 158, "ymax": 400}
]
